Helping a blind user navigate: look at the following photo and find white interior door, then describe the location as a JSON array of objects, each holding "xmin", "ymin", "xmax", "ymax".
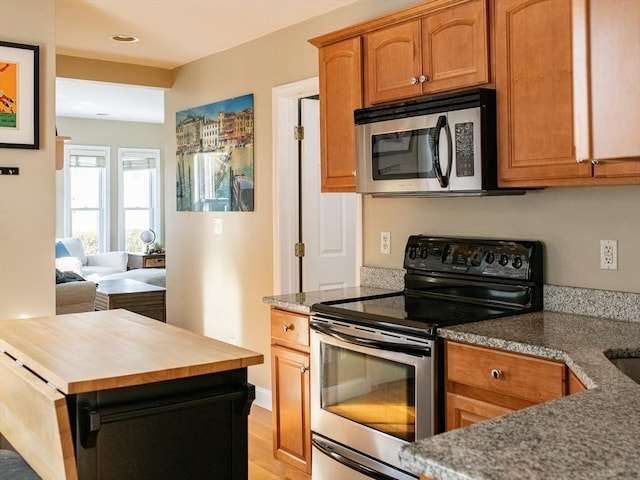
[{"xmin": 301, "ymin": 98, "xmax": 357, "ymax": 291}]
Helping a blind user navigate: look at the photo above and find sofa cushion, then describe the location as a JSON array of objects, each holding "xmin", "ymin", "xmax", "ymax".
[
  {"xmin": 82, "ymin": 266, "xmax": 126, "ymax": 282},
  {"xmin": 57, "ymin": 237, "xmax": 88, "ymax": 265},
  {"xmin": 54, "ymin": 256, "xmax": 83, "ymax": 276},
  {"xmin": 55, "ymin": 241, "xmax": 70, "ymax": 258},
  {"xmin": 100, "ymin": 268, "xmax": 166, "ymax": 288}
]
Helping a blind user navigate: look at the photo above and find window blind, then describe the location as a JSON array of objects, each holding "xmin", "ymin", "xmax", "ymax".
[{"xmin": 68, "ymin": 148, "xmax": 107, "ymax": 168}]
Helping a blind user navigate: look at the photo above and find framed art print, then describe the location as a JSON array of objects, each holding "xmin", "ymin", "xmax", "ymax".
[{"xmin": 0, "ymin": 41, "xmax": 39, "ymax": 149}]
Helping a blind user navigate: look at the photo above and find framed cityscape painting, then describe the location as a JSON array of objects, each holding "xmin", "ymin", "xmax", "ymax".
[{"xmin": 176, "ymin": 93, "xmax": 254, "ymax": 211}]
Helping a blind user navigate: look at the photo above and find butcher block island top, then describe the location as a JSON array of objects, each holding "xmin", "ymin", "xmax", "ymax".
[{"xmin": 0, "ymin": 309, "xmax": 263, "ymax": 394}]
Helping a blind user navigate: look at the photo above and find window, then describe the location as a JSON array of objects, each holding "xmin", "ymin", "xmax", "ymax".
[
  {"xmin": 118, "ymin": 148, "xmax": 161, "ymax": 252},
  {"xmin": 64, "ymin": 145, "xmax": 109, "ymax": 254}
]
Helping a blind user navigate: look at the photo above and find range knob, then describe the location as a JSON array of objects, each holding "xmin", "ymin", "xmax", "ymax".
[
  {"xmin": 408, "ymin": 247, "xmax": 417, "ymax": 260},
  {"xmin": 485, "ymin": 252, "xmax": 495, "ymax": 264},
  {"xmin": 419, "ymin": 248, "xmax": 428, "ymax": 259},
  {"xmin": 499, "ymin": 254, "xmax": 509, "ymax": 266},
  {"xmin": 512, "ymin": 256, "xmax": 523, "ymax": 269}
]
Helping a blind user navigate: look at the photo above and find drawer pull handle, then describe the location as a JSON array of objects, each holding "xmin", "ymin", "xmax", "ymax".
[
  {"xmin": 300, "ymin": 366, "xmax": 308, "ymax": 373},
  {"xmin": 491, "ymin": 369, "xmax": 503, "ymax": 379},
  {"xmin": 282, "ymin": 324, "xmax": 291, "ymax": 332}
]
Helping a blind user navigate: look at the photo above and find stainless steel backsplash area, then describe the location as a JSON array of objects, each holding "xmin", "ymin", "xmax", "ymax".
[{"xmin": 360, "ymin": 267, "xmax": 640, "ymax": 323}]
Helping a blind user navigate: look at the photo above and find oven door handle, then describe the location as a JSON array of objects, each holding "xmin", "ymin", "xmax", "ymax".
[
  {"xmin": 311, "ymin": 321, "xmax": 430, "ymax": 357},
  {"xmin": 312, "ymin": 437, "xmax": 401, "ymax": 480}
]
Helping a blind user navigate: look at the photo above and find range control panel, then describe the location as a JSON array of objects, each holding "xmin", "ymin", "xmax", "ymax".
[{"xmin": 403, "ymin": 236, "xmax": 542, "ymax": 281}]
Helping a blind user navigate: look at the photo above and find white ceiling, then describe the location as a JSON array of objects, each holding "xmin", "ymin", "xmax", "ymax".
[{"xmin": 55, "ymin": 0, "xmax": 357, "ymax": 123}]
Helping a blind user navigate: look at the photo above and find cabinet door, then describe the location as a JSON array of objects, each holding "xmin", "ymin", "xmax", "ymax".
[
  {"xmin": 495, "ymin": 0, "xmax": 591, "ymax": 186},
  {"xmin": 318, "ymin": 37, "xmax": 361, "ymax": 192},
  {"xmin": 422, "ymin": 0, "xmax": 489, "ymax": 94},
  {"xmin": 446, "ymin": 392, "xmax": 514, "ymax": 431},
  {"xmin": 271, "ymin": 345, "xmax": 311, "ymax": 473},
  {"xmin": 590, "ymin": 0, "xmax": 640, "ymax": 179},
  {"xmin": 364, "ymin": 20, "xmax": 422, "ymax": 105}
]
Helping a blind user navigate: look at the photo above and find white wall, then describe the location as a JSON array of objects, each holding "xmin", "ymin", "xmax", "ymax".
[
  {"xmin": 164, "ymin": 0, "xmax": 424, "ymax": 393},
  {"xmin": 363, "ymin": 186, "xmax": 640, "ymax": 293},
  {"xmin": 55, "ymin": 117, "xmax": 165, "ymax": 247},
  {"xmin": 0, "ymin": 0, "xmax": 56, "ymax": 320}
]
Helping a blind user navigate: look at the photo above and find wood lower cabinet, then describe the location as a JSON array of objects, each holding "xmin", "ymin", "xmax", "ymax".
[
  {"xmin": 445, "ymin": 340, "xmax": 566, "ymax": 431},
  {"xmin": 568, "ymin": 368, "xmax": 587, "ymax": 394},
  {"xmin": 270, "ymin": 308, "xmax": 311, "ymax": 473},
  {"xmin": 364, "ymin": 0, "xmax": 489, "ymax": 105}
]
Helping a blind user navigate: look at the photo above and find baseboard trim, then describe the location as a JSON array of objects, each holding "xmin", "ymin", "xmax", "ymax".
[{"xmin": 253, "ymin": 385, "xmax": 271, "ymax": 411}]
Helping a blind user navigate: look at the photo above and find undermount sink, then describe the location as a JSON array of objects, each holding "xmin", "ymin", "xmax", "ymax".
[{"xmin": 609, "ymin": 357, "xmax": 640, "ymax": 384}]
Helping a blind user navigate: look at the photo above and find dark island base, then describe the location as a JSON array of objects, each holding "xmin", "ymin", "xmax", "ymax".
[{"xmin": 69, "ymin": 368, "xmax": 254, "ymax": 480}]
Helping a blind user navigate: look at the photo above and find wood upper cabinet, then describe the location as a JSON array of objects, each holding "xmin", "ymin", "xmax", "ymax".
[
  {"xmin": 364, "ymin": 0, "xmax": 489, "ymax": 105},
  {"xmin": 495, "ymin": 0, "xmax": 591, "ymax": 186},
  {"xmin": 588, "ymin": 0, "xmax": 640, "ymax": 179},
  {"xmin": 270, "ymin": 308, "xmax": 311, "ymax": 473},
  {"xmin": 316, "ymin": 37, "xmax": 362, "ymax": 192},
  {"xmin": 445, "ymin": 341, "xmax": 566, "ymax": 431},
  {"xmin": 496, "ymin": 0, "xmax": 640, "ymax": 186}
]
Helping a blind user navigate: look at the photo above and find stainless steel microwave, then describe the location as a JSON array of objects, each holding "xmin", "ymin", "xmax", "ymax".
[{"xmin": 355, "ymin": 89, "xmax": 512, "ymax": 197}]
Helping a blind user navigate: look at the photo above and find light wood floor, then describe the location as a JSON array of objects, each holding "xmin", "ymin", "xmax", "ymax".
[{"xmin": 248, "ymin": 405, "xmax": 310, "ymax": 480}]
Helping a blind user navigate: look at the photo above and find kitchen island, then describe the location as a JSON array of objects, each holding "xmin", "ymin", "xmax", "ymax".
[
  {"xmin": 0, "ymin": 309, "xmax": 263, "ymax": 479},
  {"xmin": 399, "ymin": 311, "xmax": 640, "ymax": 479}
]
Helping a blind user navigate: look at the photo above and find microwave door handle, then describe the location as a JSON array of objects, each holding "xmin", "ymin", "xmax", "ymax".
[{"xmin": 429, "ymin": 115, "xmax": 451, "ymax": 188}]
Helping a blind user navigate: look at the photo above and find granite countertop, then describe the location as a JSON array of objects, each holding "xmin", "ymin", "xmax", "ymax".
[
  {"xmin": 262, "ymin": 285, "xmax": 401, "ymax": 314},
  {"xmin": 399, "ymin": 311, "xmax": 640, "ymax": 480}
]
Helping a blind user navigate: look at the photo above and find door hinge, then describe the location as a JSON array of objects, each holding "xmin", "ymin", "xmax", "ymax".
[
  {"xmin": 294, "ymin": 125, "xmax": 304, "ymax": 141},
  {"xmin": 294, "ymin": 242, "xmax": 305, "ymax": 257}
]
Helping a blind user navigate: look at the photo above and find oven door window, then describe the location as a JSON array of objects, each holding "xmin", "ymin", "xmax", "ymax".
[
  {"xmin": 319, "ymin": 342, "xmax": 416, "ymax": 442},
  {"xmin": 371, "ymin": 128, "xmax": 434, "ymax": 181}
]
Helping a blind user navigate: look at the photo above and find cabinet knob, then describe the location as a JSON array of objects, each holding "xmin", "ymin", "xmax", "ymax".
[
  {"xmin": 410, "ymin": 77, "xmax": 419, "ymax": 85},
  {"xmin": 281, "ymin": 324, "xmax": 291, "ymax": 332},
  {"xmin": 591, "ymin": 158, "xmax": 599, "ymax": 165},
  {"xmin": 300, "ymin": 366, "xmax": 308, "ymax": 373},
  {"xmin": 491, "ymin": 369, "xmax": 503, "ymax": 379},
  {"xmin": 419, "ymin": 75, "xmax": 427, "ymax": 83}
]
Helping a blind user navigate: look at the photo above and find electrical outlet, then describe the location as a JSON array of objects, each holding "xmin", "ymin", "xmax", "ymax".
[
  {"xmin": 600, "ymin": 240, "xmax": 617, "ymax": 270},
  {"xmin": 381, "ymin": 232, "xmax": 391, "ymax": 254}
]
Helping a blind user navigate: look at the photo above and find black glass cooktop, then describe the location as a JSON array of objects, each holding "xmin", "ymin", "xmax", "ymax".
[{"xmin": 312, "ymin": 292, "xmax": 519, "ymax": 338}]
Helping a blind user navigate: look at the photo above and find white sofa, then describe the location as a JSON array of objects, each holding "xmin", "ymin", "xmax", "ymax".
[{"xmin": 55, "ymin": 237, "xmax": 128, "ymax": 282}]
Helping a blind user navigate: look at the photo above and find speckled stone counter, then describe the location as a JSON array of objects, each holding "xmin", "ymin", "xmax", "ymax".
[
  {"xmin": 399, "ymin": 311, "xmax": 640, "ymax": 480},
  {"xmin": 262, "ymin": 285, "xmax": 400, "ymax": 314}
]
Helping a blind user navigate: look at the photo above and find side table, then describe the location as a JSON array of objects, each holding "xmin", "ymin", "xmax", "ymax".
[
  {"xmin": 128, "ymin": 252, "xmax": 165, "ymax": 270},
  {"xmin": 95, "ymin": 278, "xmax": 166, "ymax": 322}
]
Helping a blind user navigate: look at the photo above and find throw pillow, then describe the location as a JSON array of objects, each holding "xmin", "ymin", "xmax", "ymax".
[
  {"xmin": 55, "ymin": 241, "xmax": 71, "ymax": 258},
  {"xmin": 55, "ymin": 269, "xmax": 86, "ymax": 284}
]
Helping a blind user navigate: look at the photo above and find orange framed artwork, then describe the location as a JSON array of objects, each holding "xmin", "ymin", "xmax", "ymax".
[{"xmin": 0, "ymin": 41, "xmax": 39, "ymax": 149}]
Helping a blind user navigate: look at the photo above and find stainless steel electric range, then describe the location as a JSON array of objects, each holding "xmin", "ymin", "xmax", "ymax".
[{"xmin": 310, "ymin": 235, "xmax": 543, "ymax": 480}]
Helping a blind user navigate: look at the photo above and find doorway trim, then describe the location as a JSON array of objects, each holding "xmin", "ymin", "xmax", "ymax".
[{"xmin": 271, "ymin": 77, "xmax": 362, "ymax": 294}]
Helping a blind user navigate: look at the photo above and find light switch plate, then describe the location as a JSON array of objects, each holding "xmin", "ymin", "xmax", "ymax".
[{"xmin": 213, "ymin": 218, "xmax": 223, "ymax": 235}]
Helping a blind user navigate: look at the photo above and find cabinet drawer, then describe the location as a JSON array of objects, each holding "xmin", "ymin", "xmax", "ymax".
[
  {"xmin": 144, "ymin": 256, "xmax": 165, "ymax": 268},
  {"xmin": 271, "ymin": 309, "xmax": 310, "ymax": 348},
  {"xmin": 446, "ymin": 341, "xmax": 565, "ymax": 404}
]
